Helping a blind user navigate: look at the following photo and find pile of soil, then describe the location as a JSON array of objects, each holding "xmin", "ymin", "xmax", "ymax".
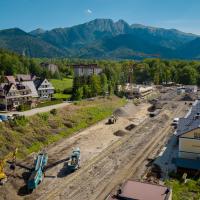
[
  {"xmin": 181, "ymin": 94, "xmax": 196, "ymax": 101},
  {"xmin": 114, "ymin": 130, "xmax": 127, "ymax": 137},
  {"xmin": 125, "ymin": 124, "xmax": 136, "ymax": 131},
  {"xmin": 114, "ymin": 103, "xmax": 137, "ymax": 117}
]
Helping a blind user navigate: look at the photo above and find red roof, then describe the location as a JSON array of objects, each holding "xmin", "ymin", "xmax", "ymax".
[
  {"xmin": 109, "ymin": 180, "xmax": 171, "ymax": 200},
  {"xmin": 5, "ymin": 76, "xmax": 16, "ymax": 84}
]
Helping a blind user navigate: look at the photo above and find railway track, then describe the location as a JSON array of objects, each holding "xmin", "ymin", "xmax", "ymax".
[{"xmin": 31, "ymin": 102, "xmax": 186, "ymax": 200}]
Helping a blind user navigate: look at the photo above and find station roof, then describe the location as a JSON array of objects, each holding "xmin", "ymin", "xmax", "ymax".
[
  {"xmin": 174, "ymin": 158, "xmax": 200, "ymax": 170},
  {"xmin": 176, "ymin": 100, "xmax": 200, "ymax": 137}
]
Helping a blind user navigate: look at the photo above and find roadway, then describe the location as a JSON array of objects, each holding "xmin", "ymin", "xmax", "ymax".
[{"xmin": 9, "ymin": 102, "xmax": 71, "ymax": 117}]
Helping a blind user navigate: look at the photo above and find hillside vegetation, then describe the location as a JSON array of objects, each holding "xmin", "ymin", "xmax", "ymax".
[
  {"xmin": 166, "ymin": 179, "xmax": 200, "ymax": 200},
  {"xmin": 0, "ymin": 96, "xmax": 126, "ymax": 158},
  {"xmin": 0, "ymin": 19, "xmax": 200, "ymax": 59},
  {"xmin": 2, "ymin": 49, "xmax": 200, "ymax": 87}
]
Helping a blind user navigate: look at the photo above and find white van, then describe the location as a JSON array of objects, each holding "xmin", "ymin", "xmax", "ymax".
[{"xmin": 172, "ymin": 118, "xmax": 179, "ymax": 126}]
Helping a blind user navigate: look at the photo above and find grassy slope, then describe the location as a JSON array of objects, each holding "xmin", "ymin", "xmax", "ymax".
[
  {"xmin": 166, "ymin": 179, "xmax": 200, "ymax": 200},
  {"xmin": 0, "ymin": 96, "xmax": 126, "ymax": 158}
]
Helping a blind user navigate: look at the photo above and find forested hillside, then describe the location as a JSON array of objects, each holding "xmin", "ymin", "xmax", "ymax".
[
  {"xmin": 1, "ymin": 49, "xmax": 200, "ymax": 87},
  {"xmin": 0, "ymin": 19, "xmax": 200, "ymax": 59}
]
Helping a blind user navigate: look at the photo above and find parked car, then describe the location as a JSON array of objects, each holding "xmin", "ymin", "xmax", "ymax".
[
  {"xmin": 7, "ymin": 114, "xmax": 14, "ymax": 120},
  {"xmin": 172, "ymin": 118, "xmax": 179, "ymax": 126},
  {"xmin": 0, "ymin": 115, "xmax": 8, "ymax": 121}
]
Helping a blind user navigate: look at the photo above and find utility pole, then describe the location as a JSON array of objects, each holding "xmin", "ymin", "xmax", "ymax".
[{"xmin": 5, "ymin": 93, "xmax": 7, "ymax": 112}]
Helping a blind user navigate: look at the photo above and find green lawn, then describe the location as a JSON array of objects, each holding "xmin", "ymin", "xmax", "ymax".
[
  {"xmin": 53, "ymin": 93, "xmax": 71, "ymax": 99},
  {"xmin": 50, "ymin": 78, "xmax": 73, "ymax": 92},
  {"xmin": 166, "ymin": 179, "xmax": 200, "ymax": 200},
  {"xmin": 50, "ymin": 78, "xmax": 73, "ymax": 100}
]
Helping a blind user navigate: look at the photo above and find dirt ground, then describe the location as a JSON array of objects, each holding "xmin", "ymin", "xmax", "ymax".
[
  {"xmin": 0, "ymin": 88, "xmax": 189, "ymax": 200},
  {"xmin": 35, "ymin": 102, "xmax": 185, "ymax": 200},
  {"xmin": 0, "ymin": 102, "xmax": 150, "ymax": 200}
]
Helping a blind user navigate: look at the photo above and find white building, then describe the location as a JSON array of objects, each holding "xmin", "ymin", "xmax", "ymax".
[
  {"xmin": 34, "ymin": 78, "xmax": 54, "ymax": 99},
  {"xmin": 175, "ymin": 100, "xmax": 200, "ymax": 170},
  {"xmin": 73, "ymin": 64, "xmax": 102, "ymax": 77}
]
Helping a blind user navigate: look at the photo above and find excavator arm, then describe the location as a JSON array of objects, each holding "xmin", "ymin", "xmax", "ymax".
[{"xmin": 0, "ymin": 148, "xmax": 18, "ymax": 184}]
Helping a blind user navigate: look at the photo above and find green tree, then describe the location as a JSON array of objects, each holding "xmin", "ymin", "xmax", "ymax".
[
  {"xmin": 73, "ymin": 87, "xmax": 83, "ymax": 100},
  {"xmin": 100, "ymin": 73, "xmax": 108, "ymax": 95},
  {"xmin": 90, "ymin": 75, "xmax": 101, "ymax": 96},
  {"xmin": 179, "ymin": 66, "xmax": 197, "ymax": 85}
]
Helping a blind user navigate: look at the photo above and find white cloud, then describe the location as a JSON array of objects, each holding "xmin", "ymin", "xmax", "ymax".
[{"xmin": 85, "ymin": 9, "xmax": 92, "ymax": 15}]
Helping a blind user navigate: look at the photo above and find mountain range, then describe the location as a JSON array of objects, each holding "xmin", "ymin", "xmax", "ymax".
[{"xmin": 0, "ymin": 18, "xmax": 200, "ymax": 59}]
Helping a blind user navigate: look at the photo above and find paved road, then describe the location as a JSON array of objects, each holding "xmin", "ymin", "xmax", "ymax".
[{"xmin": 10, "ymin": 102, "xmax": 71, "ymax": 116}]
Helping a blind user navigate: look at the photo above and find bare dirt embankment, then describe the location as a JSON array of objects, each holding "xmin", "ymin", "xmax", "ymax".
[{"xmin": 0, "ymin": 100, "xmax": 150, "ymax": 200}]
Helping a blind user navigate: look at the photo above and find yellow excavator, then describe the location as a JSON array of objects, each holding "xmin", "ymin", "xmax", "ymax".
[{"xmin": 0, "ymin": 148, "xmax": 18, "ymax": 185}]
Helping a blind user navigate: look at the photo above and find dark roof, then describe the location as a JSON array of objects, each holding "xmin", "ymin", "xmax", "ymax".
[
  {"xmin": 16, "ymin": 83, "xmax": 30, "ymax": 91},
  {"xmin": 176, "ymin": 100, "xmax": 200, "ymax": 137},
  {"xmin": 34, "ymin": 78, "xmax": 44, "ymax": 89},
  {"xmin": 2, "ymin": 83, "xmax": 16, "ymax": 94},
  {"xmin": 174, "ymin": 158, "xmax": 200, "ymax": 170},
  {"xmin": 72, "ymin": 64, "xmax": 100, "ymax": 68}
]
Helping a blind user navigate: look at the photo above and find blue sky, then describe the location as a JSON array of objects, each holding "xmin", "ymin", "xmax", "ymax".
[{"xmin": 0, "ymin": 0, "xmax": 200, "ymax": 34}]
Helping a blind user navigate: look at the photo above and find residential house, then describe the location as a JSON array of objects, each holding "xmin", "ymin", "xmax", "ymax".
[
  {"xmin": 109, "ymin": 180, "xmax": 172, "ymax": 200},
  {"xmin": 175, "ymin": 100, "xmax": 200, "ymax": 171},
  {"xmin": 0, "ymin": 82, "xmax": 32, "ymax": 110},
  {"xmin": 73, "ymin": 64, "xmax": 102, "ymax": 77},
  {"xmin": 16, "ymin": 74, "xmax": 38, "ymax": 98},
  {"xmin": 34, "ymin": 78, "xmax": 54, "ymax": 99}
]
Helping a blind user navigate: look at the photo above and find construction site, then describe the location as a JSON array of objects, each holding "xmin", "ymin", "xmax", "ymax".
[{"xmin": 0, "ymin": 86, "xmax": 197, "ymax": 200}]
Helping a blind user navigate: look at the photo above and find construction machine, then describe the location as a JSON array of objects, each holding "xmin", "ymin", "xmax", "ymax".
[
  {"xmin": 0, "ymin": 148, "xmax": 18, "ymax": 185},
  {"xmin": 67, "ymin": 148, "xmax": 80, "ymax": 172},
  {"xmin": 108, "ymin": 115, "xmax": 117, "ymax": 124},
  {"xmin": 27, "ymin": 151, "xmax": 48, "ymax": 191}
]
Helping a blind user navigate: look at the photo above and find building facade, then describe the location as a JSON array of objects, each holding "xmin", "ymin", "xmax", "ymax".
[
  {"xmin": 73, "ymin": 64, "xmax": 102, "ymax": 77},
  {"xmin": 175, "ymin": 100, "xmax": 200, "ymax": 170},
  {"xmin": 0, "ymin": 82, "xmax": 32, "ymax": 110},
  {"xmin": 34, "ymin": 78, "xmax": 54, "ymax": 99}
]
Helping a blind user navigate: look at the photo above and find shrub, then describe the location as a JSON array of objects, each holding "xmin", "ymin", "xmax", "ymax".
[
  {"xmin": 10, "ymin": 115, "xmax": 28, "ymax": 127},
  {"xmin": 63, "ymin": 121, "xmax": 73, "ymax": 128},
  {"xmin": 38, "ymin": 113, "xmax": 49, "ymax": 121},
  {"xmin": 63, "ymin": 88, "xmax": 72, "ymax": 94},
  {"xmin": 17, "ymin": 104, "xmax": 31, "ymax": 111},
  {"xmin": 50, "ymin": 109, "xmax": 57, "ymax": 115}
]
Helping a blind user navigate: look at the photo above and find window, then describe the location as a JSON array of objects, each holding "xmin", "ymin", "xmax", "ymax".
[{"xmin": 194, "ymin": 132, "xmax": 200, "ymax": 139}]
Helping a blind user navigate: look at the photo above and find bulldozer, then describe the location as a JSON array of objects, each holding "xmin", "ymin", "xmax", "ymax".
[
  {"xmin": 0, "ymin": 148, "xmax": 18, "ymax": 185},
  {"xmin": 108, "ymin": 115, "xmax": 117, "ymax": 124}
]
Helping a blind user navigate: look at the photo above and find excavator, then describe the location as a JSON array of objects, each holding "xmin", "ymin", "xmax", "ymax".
[
  {"xmin": 27, "ymin": 150, "xmax": 48, "ymax": 192},
  {"xmin": 0, "ymin": 147, "xmax": 80, "ymax": 191},
  {"xmin": 0, "ymin": 148, "xmax": 18, "ymax": 185}
]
